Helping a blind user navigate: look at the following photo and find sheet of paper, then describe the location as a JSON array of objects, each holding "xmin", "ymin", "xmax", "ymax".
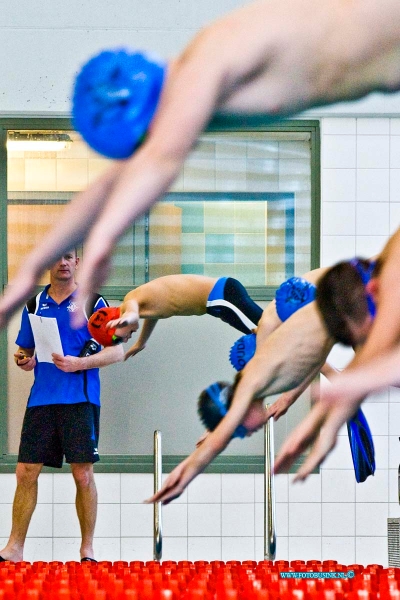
[{"xmin": 28, "ymin": 314, "xmax": 64, "ymax": 363}]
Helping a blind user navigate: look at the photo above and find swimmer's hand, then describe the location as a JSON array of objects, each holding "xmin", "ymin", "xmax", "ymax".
[
  {"xmin": 265, "ymin": 390, "xmax": 302, "ymax": 422},
  {"xmin": 124, "ymin": 341, "xmax": 146, "ymax": 360},
  {"xmin": 195, "ymin": 431, "xmax": 210, "ymax": 447},
  {"xmin": 145, "ymin": 442, "xmax": 216, "ymax": 505},
  {"xmin": 274, "ymin": 376, "xmax": 364, "ymax": 481},
  {"xmin": 107, "ymin": 311, "xmax": 139, "ymax": 341}
]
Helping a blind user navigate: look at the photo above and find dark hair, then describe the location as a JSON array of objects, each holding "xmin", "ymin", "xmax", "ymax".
[
  {"xmin": 316, "ymin": 258, "xmax": 372, "ymax": 346},
  {"xmin": 197, "ymin": 374, "xmax": 242, "ymax": 431}
]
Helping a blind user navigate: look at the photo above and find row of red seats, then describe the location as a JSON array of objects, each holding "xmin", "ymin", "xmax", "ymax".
[{"xmin": 0, "ymin": 560, "xmax": 397, "ymax": 600}]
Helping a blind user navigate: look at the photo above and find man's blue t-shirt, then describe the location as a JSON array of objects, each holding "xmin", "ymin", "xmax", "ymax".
[{"xmin": 16, "ymin": 285, "xmax": 107, "ymax": 407}]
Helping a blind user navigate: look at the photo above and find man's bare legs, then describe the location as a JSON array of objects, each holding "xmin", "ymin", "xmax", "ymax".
[
  {"xmin": 71, "ymin": 463, "xmax": 97, "ymax": 560},
  {"xmin": 0, "ymin": 462, "xmax": 43, "ymax": 562}
]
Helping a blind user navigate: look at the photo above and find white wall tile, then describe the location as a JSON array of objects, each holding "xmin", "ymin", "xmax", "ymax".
[
  {"xmin": 28, "ymin": 504, "xmax": 53, "ymax": 537},
  {"xmin": 355, "ymin": 470, "xmax": 389, "ymax": 503},
  {"xmin": 356, "ymin": 504, "xmax": 389, "ymax": 536},
  {"xmin": 389, "ymin": 203, "xmax": 400, "ymax": 234},
  {"xmin": 53, "ymin": 537, "xmax": 81, "ymax": 562},
  {"xmin": 357, "ymin": 118, "xmax": 390, "ymax": 135},
  {"xmin": 389, "ymin": 503, "xmax": 400, "ymax": 517},
  {"xmin": 23, "ymin": 538, "xmax": 53, "ymax": 563},
  {"xmin": 288, "ymin": 474, "xmax": 321, "ymax": 503},
  {"xmin": 288, "ymin": 503, "xmax": 321, "ymax": 537},
  {"xmin": 322, "ymin": 169, "xmax": 356, "ymax": 203},
  {"xmin": 188, "ymin": 474, "xmax": 221, "ymax": 503},
  {"xmin": 389, "ymin": 436, "xmax": 400, "ymax": 469},
  {"xmin": 121, "ymin": 537, "xmax": 153, "ymax": 562},
  {"xmin": 389, "ymin": 169, "xmax": 400, "ymax": 201},
  {"xmin": 356, "ymin": 169, "xmax": 389, "ymax": 202},
  {"xmin": 322, "ymin": 136, "xmax": 356, "ymax": 169},
  {"xmin": 362, "ymin": 403, "xmax": 389, "ymax": 436},
  {"xmin": 322, "ymin": 203, "xmax": 355, "ymax": 235},
  {"xmin": 188, "ymin": 504, "xmax": 221, "ymax": 537},
  {"xmin": 0, "ymin": 505, "xmax": 12, "ymax": 537},
  {"xmin": 163, "ymin": 504, "xmax": 188, "ymax": 537},
  {"xmin": 93, "ymin": 538, "xmax": 121, "ymax": 562},
  {"xmin": 390, "ymin": 387, "xmax": 400, "ymax": 402},
  {"xmin": 188, "ymin": 537, "xmax": 221, "ymax": 561},
  {"xmin": 222, "ymin": 504, "xmax": 254, "ymax": 537},
  {"xmin": 323, "ymin": 119, "xmax": 356, "ymax": 135},
  {"xmin": 121, "ymin": 504, "xmax": 153, "ymax": 537},
  {"xmin": 388, "ymin": 469, "xmax": 399, "ymax": 504},
  {"xmin": 321, "ymin": 236, "xmax": 356, "ymax": 266},
  {"xmin": 288, "ymin": 537, "xmax": 321, "ymax": 562},
  {"xmin": 162, "ymin": 537, "xmax": 188, "ymax": 561},
  {"xmin": 221, "ymin": 474, "xmax": 254, "ymax": 503},
  {"xmin": 390, "ymin": 120, "xmax": 400, "ymax": 134},
  {"xmin": 53, "ymin": 474, "xmax": 76, "ymax": 504},
  {"xmin": 95, "ymin": 504, "xmax": 121, "ymax": 537},
  {"xmin": 121, "ymin": 474, "xmax": 154, "ymax": 504},
  {"xmin": 322, "ymin": 537, "xmax": 356, "ymax": 564},
  {"xmin": 355, "ymin": 235, "xmax": 388, "ymax": 257},
  {"xmin": 322, "ymin": 504, "xmax": 355, "ymax": 537},
  {"xmin": 374, "ymin": 436, "xmax": 389, "ymax": 469},
  {"xmin": 356, "ymin": 202, "xmax": 389, "ymax": 235},
  {"xmin": 321, "ymin": 470, "xmax": 355, "ymax": 503},
  {"xmin": 320, "ymin": 435, "xmax": 353, "ymax": 470},
  {"xmin": 389, "ymin": 404, "xmax": 400, "ymax": 435},
  {"xmin": 37, "ymin": 474, "xmax": 53, "ymax": 504},
  {"xmin": 357, "ymin": 136, "xmax": 390, "ymax": 169},
  {"xmin": 53, "ymin": 504, "xmax": 81, "ymax": 537},
  {"xmin": 96, "ymin": 474, "xmax": 121, "ymax": 503},
  {"xmin": 355, "ymin": 537, "xmax": 388, "ymax": 567},
  {"xmin": 0, "ymin": 475, "xmax": 17, "ymax": 504},
  {"xmin": 390, "ymin": 136, "xmax": 400, "ymax": 168},
  {"xmin": 222, "ymin": 537, "xmax": 255, "ymax": 561}
]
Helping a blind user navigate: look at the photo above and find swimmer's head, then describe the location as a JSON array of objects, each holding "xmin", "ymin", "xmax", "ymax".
[
  {"xmin": 316, "ymin": 258, "xmax": 378, "ymax": 347},
  {"xmin": 198, "ymin": 378, "xmax": 266, "ymax": 438},
  {"xmin": 88, "ymin": 307, "xmax": 124, "ymax": 347},
  {"xmin": 72, "ymin": 48, "xmax": 166, "ymax": 159}
]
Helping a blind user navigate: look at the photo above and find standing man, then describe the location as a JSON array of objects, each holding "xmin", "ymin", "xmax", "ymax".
[{"xmin": 0, "ymin": 250, "xmax": 123, "ymax": 563}]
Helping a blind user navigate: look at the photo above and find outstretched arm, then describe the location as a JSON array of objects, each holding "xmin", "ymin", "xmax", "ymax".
[
  {"xmin": 125, "ymin": 318, "xmax": 159, "ymax": 360},
  {"xmin": 2, "ymin": 0, "xmax": 400, "ymax": 327},
  {"xmin": 147, "ymin": 303, "xmax": 333, "ymax": 504}
]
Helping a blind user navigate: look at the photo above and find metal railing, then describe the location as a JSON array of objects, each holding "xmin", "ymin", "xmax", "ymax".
[
  {"xmin": 264, "ymin": 408, "xmax": 276, "ymax": 560},
  {"xmin": 153, "ymin": 430, "xmax": 163, "ymax": 561}
]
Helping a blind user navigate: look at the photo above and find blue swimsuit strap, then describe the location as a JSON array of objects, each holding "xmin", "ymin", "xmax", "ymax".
[
  {"xmin": 206, "ymin": 383, "xmax": 248, "ymax": 439},
  {"xmin": 349, "ymin": 259, "xmax": 377, "ymax": 318}
]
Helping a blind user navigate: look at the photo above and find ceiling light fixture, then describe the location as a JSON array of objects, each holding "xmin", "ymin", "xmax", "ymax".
[{"xmin": 7, "ymin": 132, "xmax": 73, "ymax": 152}]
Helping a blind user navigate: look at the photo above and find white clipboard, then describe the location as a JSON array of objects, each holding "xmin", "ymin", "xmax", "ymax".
[{"xmin": 28, "ymin": 314, "xmax": 64, "ymax": 363}]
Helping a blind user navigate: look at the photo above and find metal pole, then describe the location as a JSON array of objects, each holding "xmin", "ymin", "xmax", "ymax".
[
  {"xmin": 153, "ymin": 430, "xmax": 163, "ymax": 561},
  {"xmin": 264, "ymin": 408, "xmax": 276, "ymax": 560}
]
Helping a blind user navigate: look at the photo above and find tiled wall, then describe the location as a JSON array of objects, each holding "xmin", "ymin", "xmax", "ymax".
[{"xmin": 1, "ymin": 116, "xmax": 399, "ymax": 565}]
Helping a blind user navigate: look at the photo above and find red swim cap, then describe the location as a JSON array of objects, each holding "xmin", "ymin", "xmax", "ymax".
[{"xmin": 88, "ymin": 306, "xmax": 122, "ymax": 346}]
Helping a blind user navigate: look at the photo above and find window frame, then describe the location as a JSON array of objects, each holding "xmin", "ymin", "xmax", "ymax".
[{"xmin": 0, "ymin": 116, "xmax": 320, "ymax": 473}]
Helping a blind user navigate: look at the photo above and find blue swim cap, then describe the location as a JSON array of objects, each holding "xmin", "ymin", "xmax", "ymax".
[
  {"xmin": 72, "ymin": 48, "xmax": 166, "ymax": 159},
  {"xmin": 349, "ymin": 258, "xmax": 377, "ymax": 318},
  {"xmin": 229, "ymin": 333, "xmax": 256, "ymax": 371},
  {"xmin": 347, "ymin": 407, "xmax": 375, "ymax": 483},
  {"xmin": 204, "ymin": 383, "xmax": 248, "ymax": 439},
  {"xmin": 275, "ymin": 277, "xmax": 316, "ymax": 322}
]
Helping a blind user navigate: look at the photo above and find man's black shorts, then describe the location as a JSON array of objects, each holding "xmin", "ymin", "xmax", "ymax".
[{"xmin": 18, "ymin": 402, "xmax": 100, "ymax": 468}]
